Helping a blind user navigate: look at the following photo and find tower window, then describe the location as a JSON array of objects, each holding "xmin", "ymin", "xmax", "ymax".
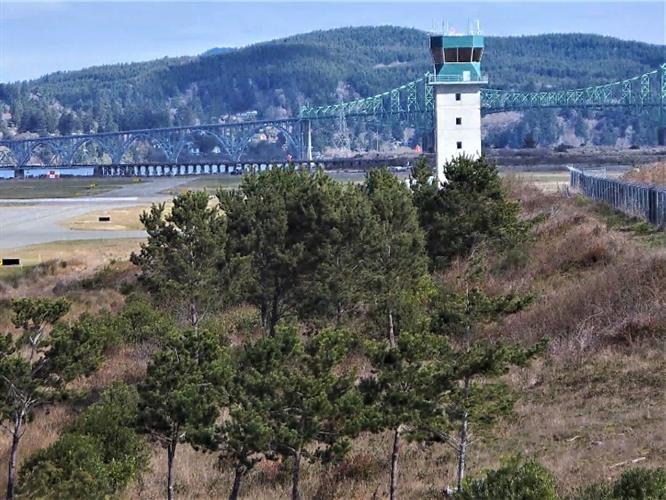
[
  {"xmin": 458, "ymin": 47, "xmax": 473, "ymax": 62},
  {"xmin": 456, "ymin": 141, "xmax": 463, "ymax": 149},
  {"xmin": 455, "ymin": 93, "xmax": 461, "ymax": 101},
  {"xmin": 456, "ymin": 117, "xmax": 462, "ymax": 125}
]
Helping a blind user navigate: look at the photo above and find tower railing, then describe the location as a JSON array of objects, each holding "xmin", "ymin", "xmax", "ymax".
[{"xmin": 427, "ymin": 74, "xmax": 489, "ymax": 84}]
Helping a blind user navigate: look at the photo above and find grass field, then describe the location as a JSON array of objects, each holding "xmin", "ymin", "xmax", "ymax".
[
  {"xmin": 0, "ymin": 177, "xmax": 139, "ymax": 199},
  {"xmin": 63, "ymin": 205, "xmax": 153, "ymax": 232},
  {"xmin": 0, "ymin": 238, "xmax": 142, "ymax": 272}
]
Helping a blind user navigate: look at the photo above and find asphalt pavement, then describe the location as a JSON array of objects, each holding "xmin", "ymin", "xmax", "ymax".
[{"xmin": 0, "ymin": 177, "xmax": 191, "ymax": 250}]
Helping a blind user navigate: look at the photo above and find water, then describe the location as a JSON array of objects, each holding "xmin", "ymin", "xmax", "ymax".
[{"xmin": 0, "ymin": 167, "xmax": 94, "ymax": 179}]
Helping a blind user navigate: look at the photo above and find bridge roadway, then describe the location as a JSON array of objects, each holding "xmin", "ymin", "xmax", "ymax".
[{"xmin": 9, "ymin": 155, "xmax": 426, "ymax": 178}]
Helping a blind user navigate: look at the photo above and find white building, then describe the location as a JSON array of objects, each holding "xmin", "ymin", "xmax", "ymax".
[{"xmin": 428, "ymin": 33, "xmax": 487, "ymax": 185}]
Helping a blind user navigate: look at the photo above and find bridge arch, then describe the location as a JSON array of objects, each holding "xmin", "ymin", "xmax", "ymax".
[
  {"xmin": 175, "ymin": 129, "xmax": 235, "ymax": 162},
  {"xmin": 26, "ymin": 141, "xmax": 65, "ymax": 166},
  {"xmin": 69, "ymin": 137, "xmax": 113, "ymax": 165},
  {"xmin": 119, "ymin": 133, "xmax": 172, "ymax": 164},
  {"xmin": 233, "ymin": 122, "xmax": 303, "ymax": 162}
]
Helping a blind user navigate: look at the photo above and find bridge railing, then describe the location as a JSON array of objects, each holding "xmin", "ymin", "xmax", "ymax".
[{"xmin": 569, "ymin": 167, "xmax": 666, "ymax": 228}]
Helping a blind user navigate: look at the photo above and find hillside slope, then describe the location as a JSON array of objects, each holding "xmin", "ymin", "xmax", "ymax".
[{"xmin": 0, "ymin": 27, "xmax": 664, "ymax": 146}]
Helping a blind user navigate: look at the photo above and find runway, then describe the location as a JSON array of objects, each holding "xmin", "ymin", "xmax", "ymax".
[{"xmin": 0, "ymin": 177, "xmax": 191, "ymax": 250}]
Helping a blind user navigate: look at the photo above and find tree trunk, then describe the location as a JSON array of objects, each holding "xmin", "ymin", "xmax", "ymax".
[
  {"xmin": 269, "ymin": 290, "xmax": 279, "ymax": 337},
  {"xmin": 228, "ymin": 464, "xmax": 244, "ymax": 500},
  {"xmin": 167, "ymin": 440, "xmax": 178, "ymax": 500},
  {"xmin": 190, "ymin": 302, "xmax": 199, "ymax": 330},
  {"xmin": 456, "ymin": 377, "xmax": 470, "ymax": 492},
  {"xmin": 291, "ymin": 449, "xmax": 302, "ymax": 500},
  {"xmin": 260, "ymin": 302, "xmax": 268, "ymax": 331},
  {"xmin": 388, "ymin": 309, "xmax": 396, "ymax": 348},
  {"xmin": 390, "ymin": 426, "xmax": 401, "ymax": 500},
  {"xmin": 6, "ymin": 415, "xmax": 21, "ymax": 500}
]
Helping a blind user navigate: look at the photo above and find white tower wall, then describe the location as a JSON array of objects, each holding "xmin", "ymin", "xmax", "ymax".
[{"xmin": 434, "ymin": 83, "xmax": 482, "ymax": 184}]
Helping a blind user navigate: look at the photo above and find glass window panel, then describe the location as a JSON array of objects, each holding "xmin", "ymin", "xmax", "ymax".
[
  {"xmin": 431, "ymin": 48, "xmax": 445, "ymax": 65},
  {"xmin": 444, "ymin": 48, "xmax": 457, "ymax": 62},
  {"xmin": 473, "ymin": 47, "xmax": 484, "ymax": 62},
  {"xmin": 458, "ymin": 47, "xmax": 472, "ymax": 62}
]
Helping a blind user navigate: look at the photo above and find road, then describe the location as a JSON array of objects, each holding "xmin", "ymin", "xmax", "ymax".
[{"xmin": 0, "ymin": 177, "xmax": 191, "ymax": 250}]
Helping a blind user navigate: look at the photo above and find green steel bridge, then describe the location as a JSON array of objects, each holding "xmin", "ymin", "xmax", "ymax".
[
  {"xmin": 299, "ymin": 64, "xmax": 666, "ymax": 122},
  {"xmin": 1, "ymin": 64, "xmax": 665, "ymax": 169}
]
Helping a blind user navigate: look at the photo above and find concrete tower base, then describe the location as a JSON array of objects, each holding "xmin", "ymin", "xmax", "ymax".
[{"xmin": 433, "ymin": 83, "xmax": 482, "ymax": 185}]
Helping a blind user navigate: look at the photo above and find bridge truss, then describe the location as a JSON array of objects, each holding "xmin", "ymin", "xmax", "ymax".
[
  {"xmin": 1, "ymin": 64, "xmax": 664, "ymax": 168},
  {"xmin": 0, "ymin": 119, "xmax": 305, "ymax": 169},
  {"xmin": 299, "ymin": 64, "xmax": 666, "ymax": 119}
]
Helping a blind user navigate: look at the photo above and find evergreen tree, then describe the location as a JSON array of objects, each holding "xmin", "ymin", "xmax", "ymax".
[
  {"xmin": 236, "ymin": 327, "xmax": 362, "ymax": 500},
  {"xmin": 364, "ymin": 167, "xmax": 430, "ymax": 346},
  {"xmin": 411, "ymin": 156, "xmax": 526, "ymax": 269},
  {"xmin": 132, "ymin": 190, "xmax": 228, "ymax": 329},
  {"xmin": 301, "ymin": 182, "xmax": 377, "ymax": 326},
  {"xmin": 218, "ymin": 168, "xmax": 345, "ymax": 335},
  {"xmin": 137, "ymin": 328, "xmax": 233, "ymax": 500},
  {"xmin": 428, "ymin": 252, "xmax": 541, "ymax": 492},
  {"xmin": 0, "ymin": 298, "xmax": 111, "ymax": 499},
  {"xmin": 360, "ymin": 331, "xmax": 451, "ymax": 500}
]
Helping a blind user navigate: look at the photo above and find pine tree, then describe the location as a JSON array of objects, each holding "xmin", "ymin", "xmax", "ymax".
[
  {"xmin": 236, "ymin": 327, "xmax": 362, "ymax": 500},
  {"xmin": 428, "ymin": 251, "xmax": 542, "ymax": 492},
  {"xmin": 1, "ymin": 298, "xmax": 111, "ymax": 499},
  {"xmin": 411, "ymin": 156, "xmax": 526, "ymax": 269},
  {"xmin": 364, "ymin": 167, "xmax": 430, "ymax": 346},
  {"xmin": 360, "ymin": 331, "xmax": 451, "ymax": 500},
  {"xmin": 301, "ymin": 182, "xmax": 377, "ymax": 326},
  {"xmin": 132, "ymin": 190, "xmax": 228, "ymax": 329},
  {"xmin": 137, "ymin": 328, "xmax": 233, "ymax": 500},
  {"xmin": 218, "ymin": 168, "xmax": 348, "ymax": 335}
]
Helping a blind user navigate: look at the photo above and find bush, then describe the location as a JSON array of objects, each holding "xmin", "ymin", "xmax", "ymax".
[
  {"xmin": 613, "ymin": 467, "xmax": 666, "ymax": 499},
  {"xmin": 119, "ymin": 294, "xmax": 174, "ymax": 343},
  {"xmin": 18, "ymin": 383, "xmax": 148, "ymax": 498},
  {"xmin": 19, "ymin": 434, "xmax": 111, "ymax": 498},
  {"xmin": 570, "ymin": 467, "xmax": 666, "ymax": 500},
  {"xmin": 454, "ymin": 457, "xmax": 558, "ymax": 500},
  {"xmin": 573, "ymin": 482, "xmax": 613, "ymax": 500},
  {"xmin": 46, "ymin": 312, "xmax": 123, "ymax": 379}
]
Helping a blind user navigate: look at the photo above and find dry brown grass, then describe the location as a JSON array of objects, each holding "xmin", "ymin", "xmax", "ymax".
[
  {"xmin": 496, "ymin": 177, "xmax": 666, "ymax": 355},
  {"xmin": 0, "ymin": 406, "xmax": 75, "ymax": 495},
  {"xmin": 63, "ymin": 204, "xmax": 152, "ymax": 232},
  {"xmin": 623, "ymin": 161, "xmax": 666, "ymax": 185}
]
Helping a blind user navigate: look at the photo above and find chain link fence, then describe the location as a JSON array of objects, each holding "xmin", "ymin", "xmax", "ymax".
[{"xmin": 569, "ymin": 167, "xmax": 666, "ymax": 228}]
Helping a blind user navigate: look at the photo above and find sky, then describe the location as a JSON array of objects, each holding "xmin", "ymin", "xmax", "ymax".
[{"xmin": 0, "ymin": 1, "xmax": 664, "ymax": 82}]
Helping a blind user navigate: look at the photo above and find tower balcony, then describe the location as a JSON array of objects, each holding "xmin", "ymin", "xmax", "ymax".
[{"xmin": 428, "ymin": 73, "xmax": 489, "ymax": 85}]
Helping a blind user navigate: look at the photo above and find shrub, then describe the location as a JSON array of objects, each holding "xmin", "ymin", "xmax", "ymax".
[
  {"xmin": 573, "ymin": 482, "xmax": 613, "ymax": 500},
  {"xmin": 18, "ymin": 383, "xmax": 148, "ymax": 498},
  {"xmin": 570, "ymin": 467, "xmax": 666, "ymax": 500},
  {"xmin": 613, "ymin": 467, "xmax": 666, "ymax": 499},
  {"xmin": 120, "ymin": 293, "xmax": 174, "ymax": 343},
  {"xmin": 454, "ymin": 456, "xmax": 558, "ymax": 500},
  {"xmin": 19, "ymin": 434, "xmax": 111, "ymax": 498}
]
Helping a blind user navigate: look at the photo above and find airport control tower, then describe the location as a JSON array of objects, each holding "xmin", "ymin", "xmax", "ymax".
[{"xmin": 429, "ymin": 28, "xmax": 487, "ymax": 184}]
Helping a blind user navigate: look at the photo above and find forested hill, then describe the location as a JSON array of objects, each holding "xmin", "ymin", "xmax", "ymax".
[{"xmin": 0, "ymin": 26, "xmax": 663, "ymax": 142}]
